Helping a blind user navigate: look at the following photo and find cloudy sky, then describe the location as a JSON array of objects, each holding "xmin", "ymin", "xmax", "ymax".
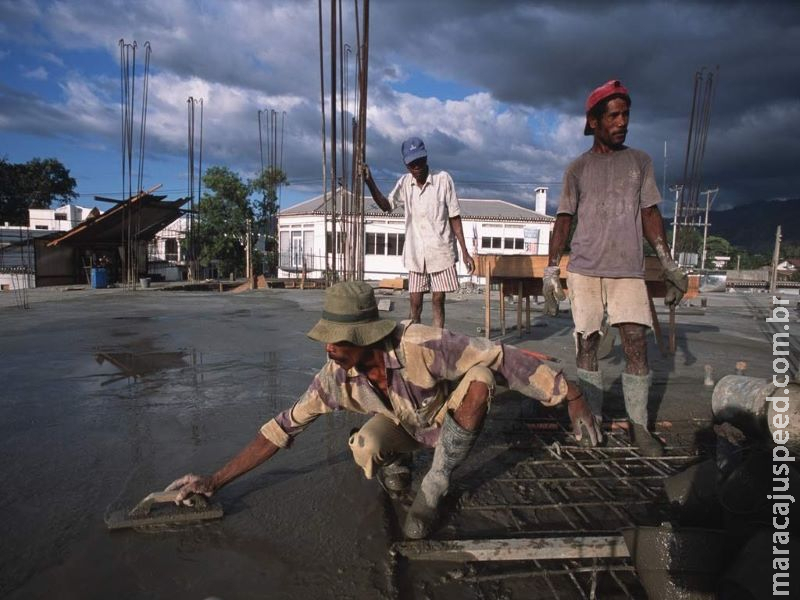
[{"xmin": 0, "ymin": 0, "xmax": 798, "ymax": 215}]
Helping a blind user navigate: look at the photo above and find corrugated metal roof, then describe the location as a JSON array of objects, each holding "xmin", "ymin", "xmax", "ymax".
[
  {"xmin": 47, "ymin": 191, "xmax": 190, "ymax": 247},
  {"xmin": 280, "ymin": 188, "xmax": 552, "ymax": 223}
]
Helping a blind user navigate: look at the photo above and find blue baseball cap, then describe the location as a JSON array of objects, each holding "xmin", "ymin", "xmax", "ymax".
[{"xmin": 401, "ymin": 137, "xmax": 427, "ymax": 165}]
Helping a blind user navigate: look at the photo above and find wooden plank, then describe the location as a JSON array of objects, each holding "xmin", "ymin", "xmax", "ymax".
[
  {"xmin": 394, "ymin": 535, "xmax": 630, "ymax": 562},
  {"xmin": 525, "ymin": 294, "xmax": 531, "ymax": 333},
  {"xmin": 378, "ymin": 277, "xmax": 406, "ymax": 290},
  {"xmin": 648, "ymin": 294, "xmax": 668, "ymax": 357},
  {"xmin": 517, "ymin": 281, "xmax": 523, "ymax": 338},
  {"xmin": 669, "ymin": 305, "xmax": 677, "ymax": 354},
  {"xmin": 499, "ymin": 280, "xmax": 506, "ymax": 336}
]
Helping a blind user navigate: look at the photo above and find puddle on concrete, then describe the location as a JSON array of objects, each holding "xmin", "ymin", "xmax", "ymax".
[
  {"xmin": 92, "ymin": 337, "xmax": 188, "ymax": 385},
  {"xmin": 94, "ymin": 351, "xmax": 187, "ymax": 384}
]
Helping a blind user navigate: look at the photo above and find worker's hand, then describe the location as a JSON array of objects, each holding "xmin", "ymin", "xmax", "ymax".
[
  {"xmin": 663, "ymin": 265, "xmax": 688, "ymax": 307},
  {"xmin": 165, "ymin": 474, "xmax": 216, "ymax": 505},
  {"xmin": 542, "ymin": 266, "xmax": 566, "ymax": 316},
  {"xmin": 462, "ymin": 252, "xmax": 475, "ymax": 275},
  {"xmin": 567, "ymin": 393, "xmax": 602, "ymax": 447}
]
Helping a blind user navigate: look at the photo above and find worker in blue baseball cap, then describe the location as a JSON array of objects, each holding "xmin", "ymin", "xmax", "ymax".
[{"xmin": 364, "ymin": 137, "xmax": 474, "ymax": 329}]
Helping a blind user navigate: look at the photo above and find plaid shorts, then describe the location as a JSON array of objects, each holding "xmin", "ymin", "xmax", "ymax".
[{"xmin": 408, "ymin": 265, "xmax": 459, "ymax": 293}]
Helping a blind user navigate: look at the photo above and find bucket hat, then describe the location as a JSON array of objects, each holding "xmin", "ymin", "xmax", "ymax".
[{"xmin": 307, "ymin": 281, "xmax": 397, "ymax": 346}]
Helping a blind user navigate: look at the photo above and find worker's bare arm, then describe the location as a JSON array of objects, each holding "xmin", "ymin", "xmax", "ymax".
[
  {"xmin": 641, "ymin": 205, "xmax": 672, "ymax": 258},
  {"xmin": 641, "ymin": 205, "xmax": 687, "ymax": 306},
  {"xmin": 548, "ymin": 213, "xmax": 573, "ymax": 267},
  {"xmin": 362, "ymin": 164, "xmax": 392, "ymax": 212},
  {"xmin": 448, "ymin": 215, "xmax": 474, "ymax": 274},
  {"xmin": 166, "ymin": 434, "xmax": 281, "ymax": 503}
]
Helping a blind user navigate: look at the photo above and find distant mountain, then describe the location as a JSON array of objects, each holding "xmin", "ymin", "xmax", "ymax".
[{"xmin": 707, "ymin": 198, "xmax": 799, "ymax": 253}]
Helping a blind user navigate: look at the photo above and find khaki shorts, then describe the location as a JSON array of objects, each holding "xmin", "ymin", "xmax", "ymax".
[
  {"xmin": 348, "ymin": 366, "xmax": 495, "ymax": 479},
  {"xmin": 567, "ymin": 271, "xmax": 652, "ymax": 337}
]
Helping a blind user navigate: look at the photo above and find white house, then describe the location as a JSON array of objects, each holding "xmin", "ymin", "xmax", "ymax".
[
  {"xmin": 277, "ymin": 187, "xmax": 554, "ymax": 281},
  {"xmin": 27, "ymin": 204, "xmax": 99, "ymax": 231},
  {"xmin": 1, "ymin": 205, "xmax": 99, "ymax": 290},
  {"xmin": 146, "ymin": 214, "xmax": 190, "ymax": 281}
]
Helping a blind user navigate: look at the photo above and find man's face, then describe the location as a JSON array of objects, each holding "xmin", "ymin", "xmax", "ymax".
[
  {"xmin": 325, "ymin": 341, "xmax": 369, "ymax": 370},
  {"xmin": 590, "ymin": 97, "xmax": 630, "ymax": 149},
  {"xmin": 405, "ymin": 156, "xmax": 428, "ymax": 181}
]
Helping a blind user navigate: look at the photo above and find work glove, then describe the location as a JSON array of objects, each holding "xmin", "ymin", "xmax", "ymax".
[
  {"xmin": 567, "ymin": 393, "xmax": 603, "ymax": 447},
  {"xmin": 663, "ymin": 264, "xmax": 688, "ymax": 307},
  {"xmin": 542, "ymin": 266, "xmax": 566, "ymax": 316}
]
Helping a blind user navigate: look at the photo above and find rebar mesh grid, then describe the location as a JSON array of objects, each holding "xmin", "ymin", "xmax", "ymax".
[{"xmin": 391, "ymin": 418, "xmax": 703, "ymax": 599}]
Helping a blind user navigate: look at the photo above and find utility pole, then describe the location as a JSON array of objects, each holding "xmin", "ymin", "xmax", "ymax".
[
  {"xmin": 246, "ymin": 218, "xmax": 252, "ymax": 285},
  {"xmin": 769, "ymin": 225, "xmax": 782, "ymax": 294},
  {"xmin": 669, "ymin": 184, "xmax": 683, "ymax": 262},
  {"xmin": 700, "ymin": 187, "xmax": 719, "ymax": 270},
  {"xmin": 662, "ymin": 140, "xmax": 667, "ymax": 202}
]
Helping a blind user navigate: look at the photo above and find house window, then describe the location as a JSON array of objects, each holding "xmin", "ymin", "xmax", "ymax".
[
  {"xmin": 303, "ymin": 231, "xmax": 314, "ymax": 268},
  {"xmin": 492, "ymin": 237, "xmax": 502, "ymax": 249},
  {"xmin": 35, "ymin": 225, "xmax": 48, "ymax": 230},
  {"xmin": 54, "ymin": 214, "xmax": 67, "ymax": 221},
  {"xmin": 165, "ymin": 238, "xmax": 178, "ymax": 261},
  {"xmin": 387, "ymin": 233, "xmax": 404, "ymax": 256},
  {"xmin": 364, "ymin": 232, "xmax": 405, "ymax": 256}
]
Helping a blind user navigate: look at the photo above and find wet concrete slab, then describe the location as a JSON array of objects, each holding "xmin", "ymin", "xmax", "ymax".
[{"xmin": 0, "ymin": 285, "xmax": 787, "ymax": 599}]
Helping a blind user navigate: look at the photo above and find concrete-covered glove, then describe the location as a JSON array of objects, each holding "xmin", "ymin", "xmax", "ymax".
[
  {"xmin": 567, "ymin": 394, "xmax": 602, "ymax": 447},
  {"xmin": 542, "ymin": 266, "xmax": 566, "ymax": 316},
  {"xmin": 663, "ymin": 264, "xmax": 688, "ymax": 307}
]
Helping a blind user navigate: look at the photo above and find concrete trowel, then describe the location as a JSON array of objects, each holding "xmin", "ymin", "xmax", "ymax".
[{"xmin": 105, "ymin": 489, "xmax": 223, "ymax": 530}]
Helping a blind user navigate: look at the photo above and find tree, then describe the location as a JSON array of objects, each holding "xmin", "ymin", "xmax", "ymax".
[
  {"xmin": 0, "ymin": 157, "xmax": 78, "ymax": 225},
  {"xmin": 704, "ymin": 235, "xmax": 735, "ymax": 259},
  {"xmin": 195, "ymin": 166, "xmax": 254, "ymax": 277}
]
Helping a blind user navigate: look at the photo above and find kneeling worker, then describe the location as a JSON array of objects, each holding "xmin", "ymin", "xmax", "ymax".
[{"xmin": 168, "ymin": 282, "xmax": 600, "ymax": 539}]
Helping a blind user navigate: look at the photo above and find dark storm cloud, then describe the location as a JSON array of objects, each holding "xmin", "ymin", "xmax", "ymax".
[
  {"xmin": 1, "ymin": 0, "xmax": 797, "ymax": 208},
  {"xmin": 367, "ymin": 0, "xmax": 800, "ymax": 204}
]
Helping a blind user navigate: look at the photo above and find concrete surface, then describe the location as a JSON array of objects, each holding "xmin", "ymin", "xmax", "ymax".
[{"xmin": 0, "ymin": 283, "xmax": 788, "ymax": 599}]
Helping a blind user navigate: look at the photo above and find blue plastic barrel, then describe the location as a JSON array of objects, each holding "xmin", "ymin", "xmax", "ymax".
[{"xmin": 91, "ymin": 267, "xmax": 108, "ymax": 289}]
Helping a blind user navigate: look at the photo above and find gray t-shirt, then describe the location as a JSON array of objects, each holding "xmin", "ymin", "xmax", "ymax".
[{"xmin": 556, "ymin": 148, "xmax": 661, "ymax": 278}]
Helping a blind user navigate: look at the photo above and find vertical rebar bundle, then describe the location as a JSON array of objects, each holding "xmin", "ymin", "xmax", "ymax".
[
  {"xmin": 257, "ymin": 106, "xmax": 286, "ymax": 276},
  {"xmin": 674, "ymin": 67, "xmax": 718, "ymax": 263},
  {"xmin": 318, "ymin": 0, "xmax": 370, "ymax": 283},
  {"xmin": 187, "ymin": 96, "xmax": 203, "ymax": 281},
  {"xmin": 119, "ymin": 39, "xmax": 152, "ymax": 287}
]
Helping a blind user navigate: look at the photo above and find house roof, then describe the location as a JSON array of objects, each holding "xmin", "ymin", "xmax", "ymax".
[
  {"xmin": 47, "ymin": 190, "xmax": 190, "ymax": 248},
  {"xmin": 280, "ymin": 188, "xmax": 553, "ymax": 223}
]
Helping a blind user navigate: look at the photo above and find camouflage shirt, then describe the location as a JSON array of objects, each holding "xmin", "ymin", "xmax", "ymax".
[{"xmin": 260, "ymin": 323, "xmax": 567, "ymax": 448}]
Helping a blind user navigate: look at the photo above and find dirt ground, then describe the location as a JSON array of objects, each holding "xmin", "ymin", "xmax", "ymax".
[{"xmin": 0, "ymin": 284, "xmax": 789, "ymax": 599}]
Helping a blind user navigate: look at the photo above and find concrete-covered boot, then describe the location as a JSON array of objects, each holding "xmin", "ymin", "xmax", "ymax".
[
  {"xmin": 577, "ymin": 369, "xmax": 604, "ymax": 446},
  {"xmin": 622, "ymin": 372, "xmax": 664, "ymax": 457},
  {"xmin": 378, "ymin": 454, "xmax": 412, "ymax": 494},
  {"xmin": 403, "ymin": 412, "xmax": 479, "ymax": 539}
]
